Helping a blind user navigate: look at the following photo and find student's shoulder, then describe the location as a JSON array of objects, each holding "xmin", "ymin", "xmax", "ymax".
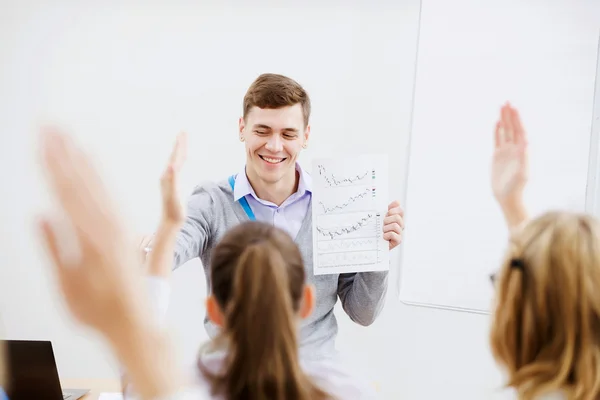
[{"xmin": 302, "ymin": 359, "xmax": 379, "ymax": 399}]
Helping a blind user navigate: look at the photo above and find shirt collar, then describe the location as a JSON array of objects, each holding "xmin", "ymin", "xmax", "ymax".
[{"xmin": 234, "ymin": 162, "xmax": 312, "ymax": 202}]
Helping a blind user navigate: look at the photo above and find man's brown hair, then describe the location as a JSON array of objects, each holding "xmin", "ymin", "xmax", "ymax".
[{"xmin": 243, "ymin": 73, "xmax": 311, "ymax": 127}]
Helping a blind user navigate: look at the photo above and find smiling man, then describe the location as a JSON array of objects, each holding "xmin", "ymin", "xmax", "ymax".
[{"xmin": 149, "ymin": 73, "xmax": 405, "ymax": 360}]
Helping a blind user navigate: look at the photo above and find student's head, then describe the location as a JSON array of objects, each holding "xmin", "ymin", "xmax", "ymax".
[
  {"xmin": 490, "ymin": 211, "xmax": 600, "ymax": 399},
  {"xmin": 200, "ymin": 221, "xmax": 328, "ymax": 400},
  {"xmin": 239, "ymin": 73, "xmax": 311, "ymax": 186}
]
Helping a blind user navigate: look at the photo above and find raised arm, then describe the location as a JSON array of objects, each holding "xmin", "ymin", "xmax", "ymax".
[
  {"xmin": 172, "ymin": 185, "xmax": 215, "ymax": 269},
  {"xmin": 491, "ymin": 103, "xmax": 530, "ymax": 231},
  {"xmin": 147, "ymin": 132, "xmax": 187, "ymax": 279},
  {"xmin": 37, "ymin": 128, "xmax": 184, "ymax": 400},
  {"xmin": 140, "ymin": 143, "xmax": 215, "ymax": 272}
]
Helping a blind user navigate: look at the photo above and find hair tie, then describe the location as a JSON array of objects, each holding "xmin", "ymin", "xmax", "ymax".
[{"xmin": 510, "ymin": 258, "xmax": 525, "ymax": 270}]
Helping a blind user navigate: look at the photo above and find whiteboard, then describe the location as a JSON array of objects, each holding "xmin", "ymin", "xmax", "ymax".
[{"xmin": 398, "ymin": 0, "xmax": 600, "ymax": 313}]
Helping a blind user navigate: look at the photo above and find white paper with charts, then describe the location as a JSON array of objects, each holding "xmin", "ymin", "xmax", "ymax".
[{"xmin": 311, "ymin": 155, "xmax": 389, "ymax": 275}]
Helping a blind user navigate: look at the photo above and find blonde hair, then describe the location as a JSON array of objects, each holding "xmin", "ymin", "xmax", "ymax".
[{"xmin": 490, "ymin": 211, "xmax": 600, "ymax": 400}]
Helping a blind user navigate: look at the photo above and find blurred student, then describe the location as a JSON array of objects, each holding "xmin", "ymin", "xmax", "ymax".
[
  {"xmin": 489, "ymin": 103, "xmax": 600, "ymax": 400},
  {"xmin": 37, "ymin": 129, "xmax": 195, "ymax": 400}
]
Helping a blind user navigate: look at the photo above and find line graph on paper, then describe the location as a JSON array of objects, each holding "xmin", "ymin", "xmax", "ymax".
[
  {"xmin": 312, "ymin": 155, "xmax": 389, "ymax": 275},
  {"xmin": 317, "ymin": 186, "xmax": 373, "ymax": 214},
  {"xmin": 317, "ymin": 164, "xmax": 371, "ymax": 187}
]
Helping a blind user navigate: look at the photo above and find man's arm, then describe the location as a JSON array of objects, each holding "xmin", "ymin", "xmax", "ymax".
[
  {"xmin": 172, "ymin": 185, "xmax": 215, "ymax": 270},
  {"xmin": 337, "ymin": 271, "xmax": 389, "ymax": 326}
]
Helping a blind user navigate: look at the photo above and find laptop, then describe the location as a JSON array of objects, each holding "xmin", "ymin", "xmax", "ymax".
[{"xmin": 2, "ymin": 340, "xmax": 89, "ymax": 400}]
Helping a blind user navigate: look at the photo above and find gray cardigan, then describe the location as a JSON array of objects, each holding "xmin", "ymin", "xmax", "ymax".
[{"xmin": 173, "ymin": 178, "xmax": 389, "ymax": 360}]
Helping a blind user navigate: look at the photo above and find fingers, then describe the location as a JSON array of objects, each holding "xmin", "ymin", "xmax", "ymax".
[
  {"xmin": 510, "ymin": 107, "xmax": 527, "ymax": 145},
  {"xmin": 497, "ymin": 102, "xmax": 526, "ymax": 146},
  {"xmin": 138, "ymin": 234, "xmax": 154, "ymax": 265},
  {"xmin": 160, "ymin": 166, "xmax": 184, "ymax": 223},
  {"xmin": 160, "ymin": 133, "xmax": 187, "ymax": 224},
  {"xmin": 494, "ymin": 121, "xmax": 502, "ymax": 148},
  {"xmin": 39, "ymin": 218, "xmax": 63, "ymax": 271},
  {"xmin": 383, "ymin": 209, "xmax": 404, "ymax": 250},
  {"xmin": 501, "ymin": 103, "xmax": 515, "ymax": 143},
  {"xmin": 161, "ymin": 165, "xmax": 177, "ymax": 193},
  {"xmin": 383, "ymin": 213, "xmax": 404, "ymax": 231},
  {"xmin": 383, "ymin": 231, "xmax": 402, "ymax": 250},
  {"xmin": 40, "ymin": 128, "xmax": 78, "ymax": 205},
  {"xmin": 387, "ymin": 200, "xmax": 404, "ymax": 215},
  {"xmin": 139, "ymin": 234, "xmax": 154, "ymax": 252},
  {"xmin": 495, "ymin": 102, "xmax": 527, "ymax": 147},
  {"xmin": 40, "ymin": 128, "xmax": 119, "ymax": 242},
  {"xmin": 167, "ymin": 132, "xmax": 188, "ymax": 172},
  {"xmin": 38, "ymin": 217, "xmax": 80, "ymax": 293},
  {"xmin": 388, "ymin": 200, "xmax": 400, "ymax": 210},
  {"xmin": 383, "ymin": 206, "xmax": 404, "ymax": 250}
]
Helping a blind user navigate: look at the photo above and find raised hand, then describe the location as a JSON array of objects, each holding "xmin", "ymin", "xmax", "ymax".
[
  {"xmin": 491, "ymin": 103, "xmax": 529, "ymax": 206},
  {"xmin": 38, "ymin": 128, "xmax": 182, "ymax": 399},
  {"xmin": 37, "ymin": 127, "xmax": 145, "ymax": 338},
  {"xmin": 138, "ymin": 132, "xmax": 188, "ymax": 265},
  {"xmin": 491, "ymin": 103, "xmax": 530, "ymax": 229},
  {"xmin": 160, "ymin": 132, "xmax": 187, "ymax": 225},
  {"xmin": 145, "ymin": 132, "xmax": 188, "ymax": 278}
]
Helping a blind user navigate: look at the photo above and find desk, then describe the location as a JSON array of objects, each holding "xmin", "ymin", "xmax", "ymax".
[{"xmin": 61, "ymin": 379, "xmax": 121, "ymax": 400}]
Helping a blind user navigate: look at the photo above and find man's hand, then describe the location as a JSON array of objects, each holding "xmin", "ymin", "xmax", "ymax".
[
  {"xmin": 491, "ymin": 103, "xmax": 529, "ymax": 229},
  {"xmin": 383, "ymin": 200, "xmax": 404, "ymax": 250}
]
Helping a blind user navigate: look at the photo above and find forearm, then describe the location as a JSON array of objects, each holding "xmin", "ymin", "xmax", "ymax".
[
  {"xmin": 499, "ymin": 198, "xmax": 529, "ymax": 232},
  {"xmin": 338, "ymin": 271, "xmax": 389, "ymax": 326},
  {"xmin": 147, "ymin": 219, "xmax": 181, "ymax": 278},
  {"xmin": 109, "ymin": 318, "xmax": 182, "ymax": 400},
  {"xmin": 120, "ymin": 276, "xmax": 173, "ymax": 399}
]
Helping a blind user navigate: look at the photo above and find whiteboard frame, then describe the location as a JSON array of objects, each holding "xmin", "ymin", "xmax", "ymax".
[
  {"xmin": 398, "ymin": 24, "xmax": 600, "ymax": 315},
  {"xmin": 586, "ymin": 31, "xmax": 600, "ymax": 216}
]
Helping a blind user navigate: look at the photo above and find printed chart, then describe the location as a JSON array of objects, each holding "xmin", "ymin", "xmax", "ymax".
[{"xmin": 311, "ymin": 155, "xmax": 389, "ymax": 275}]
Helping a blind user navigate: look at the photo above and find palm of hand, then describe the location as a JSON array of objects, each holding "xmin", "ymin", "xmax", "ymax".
[
  {"xmin": 59, "ymin": 233, "xmax": 138, "ymax": 331},
  {"xmin": 161, "ymin": 170, "xmax": 185, "ymax": 224},
  {"xmin": 491, "ymin": 145, "xmax": 528, "ymax": 201},
  {"xmin": 491, "ymin": 103, "xmax": 529, "ymax": 205},
  {"xmin": 160, "ymin": 132, "xmax": 187, "ymax": 224},
  {"xmin": 38, "ymin": 128, "xmax": 142, "ymax": 336}
]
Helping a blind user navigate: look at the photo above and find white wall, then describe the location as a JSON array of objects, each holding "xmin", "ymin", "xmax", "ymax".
[{"xmin": 0, "ymin": 2, "xmax": 597, "ymax": 399}]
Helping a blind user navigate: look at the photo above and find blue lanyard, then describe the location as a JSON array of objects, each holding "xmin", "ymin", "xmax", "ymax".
[
  {"xmin": 0, "ymin": 387, "xmax": 8, "ymax": 400},
  {"xmin": 228, "ymin": 175, "xmax": 256, "ymax": 221}
]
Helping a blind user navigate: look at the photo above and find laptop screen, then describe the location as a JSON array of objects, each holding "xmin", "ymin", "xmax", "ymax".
[{"xmin": 2, "ymin": 340, "xmax": 63, "ymax": 400}]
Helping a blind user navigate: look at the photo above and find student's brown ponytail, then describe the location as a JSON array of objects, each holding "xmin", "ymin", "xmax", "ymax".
[{"xmin": 200, "ymin": 221, "xmax": 329, "ymax": 400}]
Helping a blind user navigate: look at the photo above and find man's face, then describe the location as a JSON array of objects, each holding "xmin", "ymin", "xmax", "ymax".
[{"xmin": 239, "ymin": 103, "xmax": 310, "ymax": 185}]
